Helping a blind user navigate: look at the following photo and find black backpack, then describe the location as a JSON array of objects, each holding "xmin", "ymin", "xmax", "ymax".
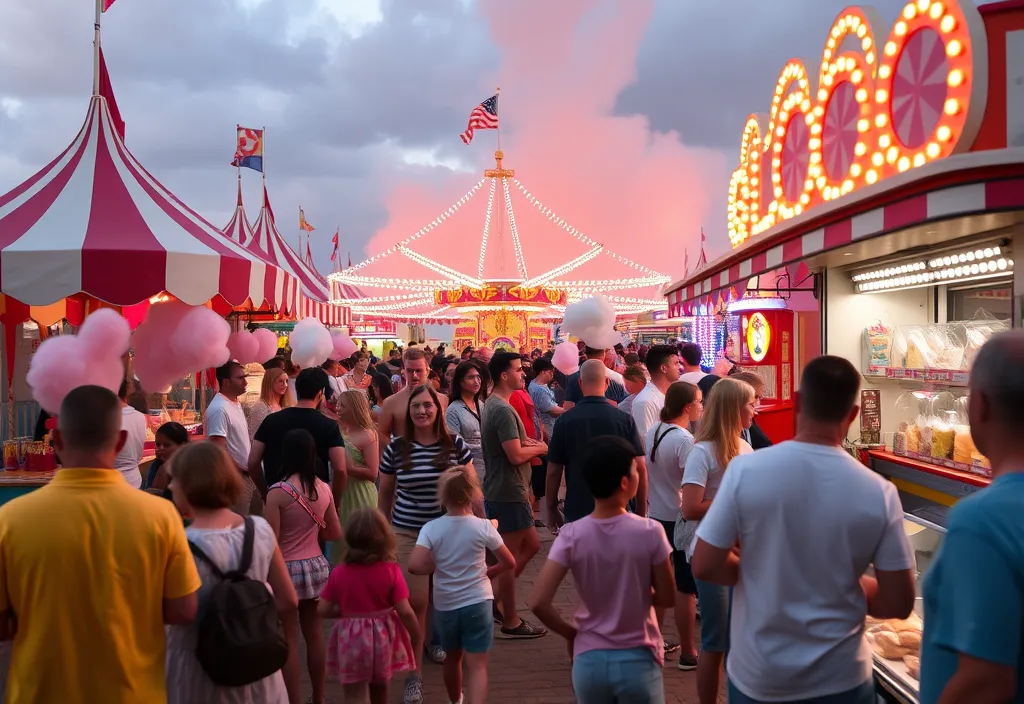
[{"xmin": 188, "ymin": 517, "xmax": 289, "ymax": 687}]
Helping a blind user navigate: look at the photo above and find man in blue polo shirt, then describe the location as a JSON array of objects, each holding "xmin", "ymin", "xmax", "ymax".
[{"xmin": 545, "ymin": 360, "xmax": 647, "ymax": 528}]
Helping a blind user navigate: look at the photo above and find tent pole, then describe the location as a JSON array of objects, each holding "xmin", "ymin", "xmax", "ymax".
[{"xmin": 92, "ymin": 0, "xmax": 102, "ymax": 97}]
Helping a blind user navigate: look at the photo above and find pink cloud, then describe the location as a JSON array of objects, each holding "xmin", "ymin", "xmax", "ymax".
[{"xmin": 359, "ymin": 0, "xmax": 729, "ymax": 292}]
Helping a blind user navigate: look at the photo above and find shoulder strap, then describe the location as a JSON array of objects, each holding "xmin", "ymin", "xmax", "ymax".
[
  {"xmin": 188, "ymin": 540, "xmax": 227, "ymax": 581},
  {"xmin": 650, "ymin": 423, "xmax": 679, "ymax": 462},
  {"xmin": 237, "ymin": 516, "xmax": 256, "ymax": 577},
  {"xmin": 279, "ymin": 482, "xmax": 328, "ymax": 530}
]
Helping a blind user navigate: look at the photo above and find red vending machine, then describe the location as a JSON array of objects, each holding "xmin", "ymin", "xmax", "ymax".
[{"xmin": 738, "ymin": 308, "xmax": 795, "ymax": 443}]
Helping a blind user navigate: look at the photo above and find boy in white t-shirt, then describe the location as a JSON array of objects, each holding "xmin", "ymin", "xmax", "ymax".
[{"xmin": 409, "ymin": 467, "xmax": 516, "ymax": 704}]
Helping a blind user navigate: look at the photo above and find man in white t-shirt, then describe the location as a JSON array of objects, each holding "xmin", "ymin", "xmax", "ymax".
[
  {"xmin": 206, "ymin": 361, "xmax": 256, "ymax": 515},
  {"xmin": 631, "ymin": 344, "xmax": 680, "ymax": 442},
  {"xmin": 113, "ymin": 381, "xmax": 148, "ymax": 489},
  {"xmin": 678, "ymin": 342, "xmax": 706, "ymax": 385},
  {"xmin": 692, "ymin": 355, "xmax": 916, "ymax": 703}
]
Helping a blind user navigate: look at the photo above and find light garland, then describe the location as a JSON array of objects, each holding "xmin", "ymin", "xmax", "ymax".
[
  {"xmin": 512, "ymin": 179, "xmax": 669, "ymax": 278},
  {"xmin": 502, "ymin": 178, "xmax": 530, "ymax": 280},
  {"xmin": 342, "ymin": 179, "xmax": 486, "ymax": 274},
  {"xmin": 521, "ymin": 245, "xmax": 603, "ymax": 289},
  {"xmin": 477, "ymin": 178, "xmax": 497, "ymax": 279},
  {"xmin": 329, "ymin": 274, "xmax": 454, "ymax": 290},
  {"xmin": 348, "ymin": 297, "xmax": 436, "ymax": 313},
  {"xmin": 339, "ymin": 292, "xmax": 438, "ymax": 304},
  {"xmin": 606, "ymin": 296, "xmax": 669, "ymax": 306},
  {"xmin": 397, "ymin": 246, "xmax": 483, "ymax": 289},
  {"xmin": 554, "ymin": 276, "xmax": 670, "ymax": 293}
]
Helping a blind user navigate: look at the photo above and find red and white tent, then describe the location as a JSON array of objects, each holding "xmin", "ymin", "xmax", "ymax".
[
  {"xmin": 223, "ymin": 176, "xmax": 254, "ymax": 247},
  {"xmin": 248, "ymin": 185, "xmax": 348, "ymax": 327},
  {"xmin": 0, "ymin": 96, "xmax": 293, "ymax": 311}
]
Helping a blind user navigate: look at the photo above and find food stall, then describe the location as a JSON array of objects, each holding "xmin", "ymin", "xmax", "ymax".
[{"xmin": 663, "ymin": 0, "xmax": 1024, "ymax": 699}]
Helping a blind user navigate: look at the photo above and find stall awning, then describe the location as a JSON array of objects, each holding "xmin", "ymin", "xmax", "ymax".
[{"xmin": 666, "ymin": 151, "xmax": 1024, "ymax": 316}]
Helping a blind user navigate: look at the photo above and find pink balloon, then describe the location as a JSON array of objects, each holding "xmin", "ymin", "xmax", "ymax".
[
  {"xmin": 329, "ymin": 331, "xmax": 357, "ymax": 361},
  {"xmin": 252, "ymin": 328, "xmax": 279, "ymax": 363},
  {"xmin": 227, "ymin": 331, "xmax": 260, "ymax": 364},
  {"xmin": 552, "ymin": 341, "xmax": 580, "ymax": 375}
]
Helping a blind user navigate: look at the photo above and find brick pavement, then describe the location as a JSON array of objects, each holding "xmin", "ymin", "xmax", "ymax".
[{"xmin": 306, "ymin": 528, "xmax": 720, "ymax": 703}]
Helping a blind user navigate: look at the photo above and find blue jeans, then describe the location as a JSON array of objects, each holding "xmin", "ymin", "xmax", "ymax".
[
  {"xmin": 572, "ymin": 647, "xmax": 665, "ymax": 704},
  {"xmin": 694, "ymin": 577, "xmax": 731, "ymax": 652},
  {"xmin": 728, "ymin": 680, "xmax": 875, "ymax": 704}
]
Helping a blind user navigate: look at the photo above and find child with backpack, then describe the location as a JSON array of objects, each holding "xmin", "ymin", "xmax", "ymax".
[
  {"xmin": 530, "ymin": 435, "xmax": 677, "ymax": 704},
  {"xmin": 319, "ymin": 507, "xmax": 420, "ymax": 704},
  {"xmin": 165, "ymin": 442, "xmax": 297, "ymax": 704},
  {"xmin": 407, "ymin": 466, "xmax": 516, "ymax": 704},
  {"xmin": 265, "ymin": 429, "xmax": 343, "ymax": 704}
]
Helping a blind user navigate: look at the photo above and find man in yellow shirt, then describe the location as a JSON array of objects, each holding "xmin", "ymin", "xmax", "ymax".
[{"xmin": 0, "ymin": 385, "xmax": 201, "ymax": 703}]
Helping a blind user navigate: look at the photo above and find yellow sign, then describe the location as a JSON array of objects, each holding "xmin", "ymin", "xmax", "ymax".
[{"xmin": 746, "ymin": 312, "xmax": 771, "ymax": 363}]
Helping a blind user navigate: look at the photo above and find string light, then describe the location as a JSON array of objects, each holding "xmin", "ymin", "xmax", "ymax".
[
  {"xmin": 606, "ymin": 296, "xmax": 669, "ymax": 306},
  {"xmin": 512, "ymin": 180, "xmax": 670, "ymax": 279},
  {"xmin": 477, "ymin": 179, "xmax": 497, "ymax": 279},
  {"xmin": 554, "ymin": 276, "xmax": 669, "ymax": 293},
  {"xmin": 342, "ymin": 179, "xmax": 486, "ymax": 274},
  {"xmin": 348, "ymin": 297, "xmax": 436, "ymax": 312},
  {"xmin": 521, "ymin": 246, "xmax": 603, "ymax": 289},
  {"xmin": 338, "ymin": 292, "xmax": 438, "ymax": 304},
  {"xmin": 502, "ymin": 178, "xmax": 529, "ymax": 280},
  {"xmin": 328, "ymin": 274, "xmax": 454, "ymax": 290},
  {"xmin": 397, "ymin": 246, "xmax": 483, "ymax": 288}
]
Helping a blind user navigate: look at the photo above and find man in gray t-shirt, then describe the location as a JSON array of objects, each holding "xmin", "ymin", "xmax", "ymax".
[{"xmin": 479, "ymin": 351, "xmax": 548, "ymax": 639}]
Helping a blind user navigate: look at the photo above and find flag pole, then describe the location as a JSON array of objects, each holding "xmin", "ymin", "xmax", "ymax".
[
  {"xmin": 494, "ymin": 85, "xmax": 502, "ymax": 152},
  {"xmin": 92, "ymin": 0, "xmax": 102, "ymax": 97},
  {"xmin": 297, "ymin": 207, "xmax": 302, "ymax": 252}
]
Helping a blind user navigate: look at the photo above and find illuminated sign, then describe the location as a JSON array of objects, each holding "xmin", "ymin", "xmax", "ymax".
[
  {"xmin": 727, "ymin": 0, "xmax": 986, "ymax": 249},
  {"xmin": 745, "ymin": 312, "xmax": 772, "ymax": 363}
]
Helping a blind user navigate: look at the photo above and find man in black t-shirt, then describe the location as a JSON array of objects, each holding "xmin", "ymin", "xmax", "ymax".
[{"xmin": 248, "ymin": 367, "xmax": 347, "ymax": 501}]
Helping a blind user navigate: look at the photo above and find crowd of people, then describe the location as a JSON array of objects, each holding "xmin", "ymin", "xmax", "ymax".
[{"xmin": 1, "ymin": 330, "xmax": 1023, "ymax": 704}]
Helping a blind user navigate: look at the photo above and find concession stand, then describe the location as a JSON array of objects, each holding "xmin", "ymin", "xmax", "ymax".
[{"xmin": 663, "ymin": 1, "xmax": 1024, "ymax": 700}]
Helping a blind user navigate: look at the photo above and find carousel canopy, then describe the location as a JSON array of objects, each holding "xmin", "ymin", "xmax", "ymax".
[
  {"xmin": 0, "ymin": 96, "xmax": 292, "ymax": 310},
  {"xmin": 249, "ymin": 185, "xmax": 348, "ymax": 326}
]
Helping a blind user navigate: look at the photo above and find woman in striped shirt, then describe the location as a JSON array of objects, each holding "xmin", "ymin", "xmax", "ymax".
[{"xmin": 377, "ymin": 384, "xmax": 478, "ymax": 704}]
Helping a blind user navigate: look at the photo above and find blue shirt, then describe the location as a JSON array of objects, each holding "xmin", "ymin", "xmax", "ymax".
[
  {"xmin": 920, "ymin": 472, "xmax": 1024, "ymax": 703},
  {"xmin": 528, "ymin": 380, "xmax": 559, "ymax": 439}
]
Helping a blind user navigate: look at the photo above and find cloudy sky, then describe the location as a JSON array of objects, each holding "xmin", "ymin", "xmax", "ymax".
[{"xmin": 0, "ymin": 0, "xmax": 973, "ymax": 295}]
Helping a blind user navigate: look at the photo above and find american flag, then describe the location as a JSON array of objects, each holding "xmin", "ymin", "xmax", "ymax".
[{"xmin": 460, "ymin": 94, "xmax": 499, "ymax": 145}]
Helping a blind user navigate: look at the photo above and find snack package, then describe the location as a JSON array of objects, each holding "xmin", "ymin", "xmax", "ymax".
[
  {"xmin": 953, "ymin": 425, "xmax": 977, "ymax": 465},
  {"xmin": 932, "ymin": 422, "xmax": 955, "ymax": 460},
  {"xmin": 865, "ymin": 323, "xmax": 892, "ymax": 369},
  {"xmin": 905, "ymin": 424, "xmax": 921, "ymax": 454}
]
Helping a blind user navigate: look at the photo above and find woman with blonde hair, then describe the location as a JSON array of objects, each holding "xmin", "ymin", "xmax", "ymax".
[
  {"xmin": 248, "ymin": 367, "xmax": 295, "ymax": 441},
  {"xmin": 332, "ymin": 390, "xmax": 380, "ymax": 563},
  {"xmin": 679, "ymin": 377, "xmax": 756, "ymax": 704}
]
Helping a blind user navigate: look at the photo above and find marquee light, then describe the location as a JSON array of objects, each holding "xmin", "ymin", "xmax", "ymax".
[
  {"xmin": 513, "ymin": 180, "xmax": 669, "ymax": 279},
  {"xmin": 501, "ymin": 178, "xmax": 530, "ymax": 280},
  {"xmin": 342, "ymin": 180, "xmax": 485, "ymax": 273},
  {"xmin": 477, "ymin": 178, "xmax": 498, "ymax": 279},
  {"xmin": 521, "ymin": 245, "xmax": 603, "ymax": 289},
  {"xmin": 852, "ymin": 246, "xmax": 1012, "ymax": 293},
  {"xmin": 724, "ymin": 0, "xmax": 985, "ymax": 250},
  {"xmin": 396, "ymin": 246, "xmax": 484, "ymax": 289}
]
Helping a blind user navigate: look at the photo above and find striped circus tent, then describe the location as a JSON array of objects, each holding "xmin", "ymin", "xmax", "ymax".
[
  {"xmin": 0, "ymin": 96, "xmax": 294, "ymax": 313},
  {"xmin": 222, "ymin": 176, "xmax": 254, "ymax": 247},
  {"xmin": 249, "ymin": 185, "xmax": 350, "ymax": 327}
]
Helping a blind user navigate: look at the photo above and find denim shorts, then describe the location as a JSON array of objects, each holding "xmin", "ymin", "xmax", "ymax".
[
  {"xmin": 728, "ymin": 679, "xmax": 875, "ymax": 704},
  {"xmin": 572, "ymin": 647, "xmax": 665, "ymax": 704},
  {"xmin": 654, "ymin": 519, "xmax": 697, "ymax": 595},
  {"xmin": 694, "ymin": 577, "xmax": 731, "ymax": 652},
  {"xmin": 433, "ymin": 600, "xmax": 494, "ymax": 654},
  {"xmin": 485, "ymin": 500, "xmax": 534, "ymax": 533}
]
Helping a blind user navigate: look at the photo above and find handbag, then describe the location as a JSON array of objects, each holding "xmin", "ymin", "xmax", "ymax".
[{"xmin": 277, "ymin": 481, "xmax": 328, "ymax": 530}]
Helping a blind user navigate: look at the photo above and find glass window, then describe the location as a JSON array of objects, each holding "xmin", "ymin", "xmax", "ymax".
[{"xmin": 947, "ymin": 284, "xmax": 1011, "ymax": 322}]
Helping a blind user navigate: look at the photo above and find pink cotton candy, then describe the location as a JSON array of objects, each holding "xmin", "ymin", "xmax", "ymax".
[
  {"xmin": 133, "ymin": 301, "xmax": 230, "ymax": 393},
  {"xmin": 252, "ymin": 328, "xmax": 279, "ymax": 363},
  {"xmin": 227, "ymin": 331, "xmax": 261, "ymax": 364},
  {"xmin": 289, "ymin": 317, "xmax": 333, "ymax": 368},
  {"xmin": 26, "ymin": 310, "xmax": 131, "ymax": 413},
  {"xmin": 552, "ymin": 341, "xmax": 580, "ymax": 375},
  {"xmin": 329, "ymin": 331, "xmax": 358, "ymax": 361}
]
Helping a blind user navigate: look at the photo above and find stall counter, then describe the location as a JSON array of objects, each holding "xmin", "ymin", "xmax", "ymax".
[
  {"xmin": 869, "ymin": 449, "xmax": 989, "ymax": 528},
  {"xmin": 0, "ymin": 450, "xmax": 166, "ymax": 508}
]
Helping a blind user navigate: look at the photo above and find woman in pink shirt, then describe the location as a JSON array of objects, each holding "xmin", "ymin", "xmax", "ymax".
[
  {"xmin": 531, "ymin": 435, "xmax": 676, "ymax": 703},
  {"xmin": 265, "ymin": 429, "xmax": 343, "ymax": 704}
]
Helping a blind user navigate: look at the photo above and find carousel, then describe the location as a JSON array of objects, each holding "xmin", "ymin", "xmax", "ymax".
[{"xmin": 329, "ymin": 150, "xmax": 670, "ymax": 350}]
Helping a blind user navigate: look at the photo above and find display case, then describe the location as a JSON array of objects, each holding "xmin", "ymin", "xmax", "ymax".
[
  {"xmin": 868, "ymin": 516, "xmax": 944, "ymax": 704},
  {"xmin": 887, "ymin": 319, "xmax": 1008, "ymax": 378}
]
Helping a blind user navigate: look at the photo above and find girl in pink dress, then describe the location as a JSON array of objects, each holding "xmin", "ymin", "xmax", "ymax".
[{"xmin": 318, "ymin": 507, "xmax": 421, "ymax": 704}]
